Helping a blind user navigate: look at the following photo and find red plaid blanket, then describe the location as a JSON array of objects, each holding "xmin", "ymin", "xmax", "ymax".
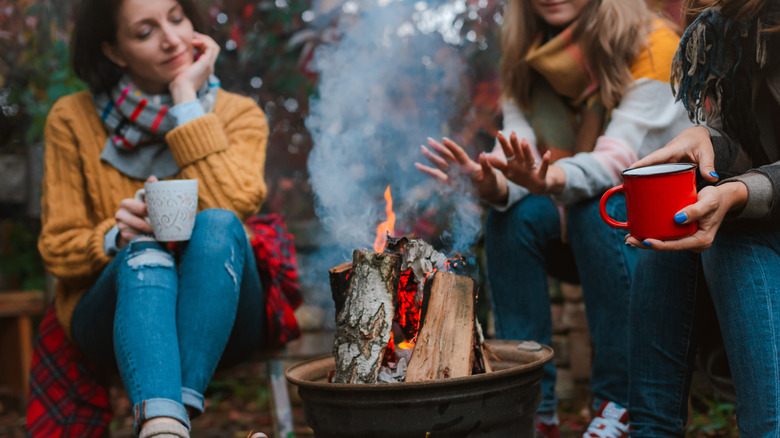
[{"xmin": 27, "ymin": 213, "xmax": 302, "ymax": 437}]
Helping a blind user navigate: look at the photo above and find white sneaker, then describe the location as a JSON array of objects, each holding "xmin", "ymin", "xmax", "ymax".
[{"xmin": 583, "ymin": 401, "xmax": 630, "ymax": 438}]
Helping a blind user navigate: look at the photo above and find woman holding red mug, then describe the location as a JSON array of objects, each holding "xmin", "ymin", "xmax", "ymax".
[{"xmin": 625, "ymin": 0, "xmax": 780, "ymax": 435}]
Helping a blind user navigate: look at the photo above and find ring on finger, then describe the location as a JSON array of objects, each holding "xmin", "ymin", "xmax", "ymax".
[
  {"xmin": 506, "ymin": 155, "xmax": 516, "ymax": 162},
  {"xmin": 526, "ymin": 160, "xmax": 539, "ymax": 169}
]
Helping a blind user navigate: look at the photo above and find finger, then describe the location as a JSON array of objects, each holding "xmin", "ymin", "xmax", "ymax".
[
  {"xmin": 629, "ymin": 147, "xmax": 681, "ymax": 169},
  {"xmin": 415, "ymin": 162, "xmax": 449, "ymax": 183},
  {"xmin": 673, "ymin": 191, "xmax": 718, "ymax": 225},
  {"xmin": 696, "ymin": 142, "xmax": 719, "ymax": 182},
  {"xmin": 517, "ymin": 136, "xmax": 536, "ymax": 169},
  {"xmin": 441, "ymin": 137, "xmax": 474, "ymax": 166},
  {"xmin": 509, "ymin": 132, "xmax": 527, "ymax": 164},
  {"xmin": 624, "ymin": 235, "xmax": 644, "ymax": 248},
  {"xmin": 119, "ymin": 198, "xmax": 148, "ymax": 217},
  {"xmin": 536, "ymin": 151, "xmax": 551, "ymax": 179},
  {"xmin": 420, "ymin": 145, "xmax": 449, "ymax": 171},
  {"xmin": 635, "ymin": 235, "xmax": 710, "ymax": 252},
  {"xmin": 427, "ymin": 138, "xmax": 457, "ymax": 163},
  {"xmin": 116, "ymin": 209, "xmax": 153, "ymax": 233},
  {"xmin": 485, "ymin": 154, "xmax": 508, "ymax": 173},
  {"xmin": 495, "ymin": 132, "xmax": 514, "ymax": 160}
]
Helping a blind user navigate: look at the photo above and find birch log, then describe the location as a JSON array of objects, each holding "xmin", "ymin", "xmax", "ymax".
[
  {"xmin": 405, "ymin": 271, "xmax": 476, "ymax": 382},
  {"xmin": 332, "ymin": 250, "xmax": 400, "ymax": 384}
]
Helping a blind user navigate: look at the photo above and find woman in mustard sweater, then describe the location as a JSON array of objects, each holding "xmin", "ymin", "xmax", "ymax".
[{"xmin": 38, "ymin": 0, "xmax": 269, "ymax": 437}]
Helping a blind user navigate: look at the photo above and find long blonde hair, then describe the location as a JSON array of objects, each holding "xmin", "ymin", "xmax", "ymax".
[{"xmin": 500, "ymin": 0, "xmax": 652, "ymax": 110}]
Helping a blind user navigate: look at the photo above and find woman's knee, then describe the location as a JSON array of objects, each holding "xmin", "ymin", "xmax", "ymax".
[
  {"xmin": 486, "ymin": 195, "xmax": 559, "ymax": 247},
  {"xmin": 190, "ymin": 209, "xmax": 244, "ymax": 243}
]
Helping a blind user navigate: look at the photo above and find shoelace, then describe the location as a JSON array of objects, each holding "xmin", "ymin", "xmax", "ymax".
[{"xmin": 584, "ymin": 416, "xmax": 629, "ymax": 438}]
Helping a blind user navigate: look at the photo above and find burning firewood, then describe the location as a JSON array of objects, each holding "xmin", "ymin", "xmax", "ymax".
[
  {"xmin": 332, "ymin": 249, "xmax": 400, "ymax": 384},
  {"xmin": 328, "ymin": 261, "xmax": 352, "ymax": 316},
  {"xmin": 405, "ymin": 271, "xmax": 476, "ymax": 382}
]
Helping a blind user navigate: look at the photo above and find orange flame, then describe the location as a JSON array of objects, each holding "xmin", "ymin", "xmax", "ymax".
[{"xmin": 373, "ymin": 186, "xmax": 395, "ymax": 252}]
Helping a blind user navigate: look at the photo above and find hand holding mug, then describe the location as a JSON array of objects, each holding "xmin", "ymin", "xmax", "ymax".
[
  {"xmin": 600, "ymin": 163, "xmax": 698, "ymax": 242},
  {"xmin": 134, "ymin": 179, "xmax": 199, "ymax": 242},
  {"xmin": 115, "ymin": 176, "xmax": 158, "ymax": 249},
  {"xmin": 630, "ymin": 125, "xmax": 720, "ymax": 182},
  {"xmin": 624, "ymin": 182, "xmax": 748, "ymax": 252}
]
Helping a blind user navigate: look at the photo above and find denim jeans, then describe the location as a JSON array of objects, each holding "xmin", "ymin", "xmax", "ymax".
[
  {"xmin": 485, "ymin": 193, "xmax": 637, "ymax": 413},
  {"xmin": 71, "ymin": 209, "xmax": 265, "ymax": 433},
  {"xmin": 629, "ymin": 225, "xmax": 780, "ymax": 437}
]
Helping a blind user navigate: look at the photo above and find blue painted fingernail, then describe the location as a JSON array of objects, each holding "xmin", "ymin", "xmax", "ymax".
[
  {"xmin": 642, "ymin": 241, "xmax": 652, "ymax": 247},
  {"xmin": 709, "ymin": 171, "xmax": 719, "ymax": 179},
  {"xmin": 674, "ymin": 212, "xmax": 687, "ymax": 224}
]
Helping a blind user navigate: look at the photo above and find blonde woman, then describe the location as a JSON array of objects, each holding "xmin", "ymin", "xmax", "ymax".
[
  {"xmin": 627, "ymin": 0, "xmax": 780, "ymax": 435},
  {"xmin": 417, "ymin": 1, "xmax": 691, "ymax": 436}
]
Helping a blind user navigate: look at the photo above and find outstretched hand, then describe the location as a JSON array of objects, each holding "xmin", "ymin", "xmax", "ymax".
[
  {"xmin": 415, "ymin": 137, "xmax": 508, "ymax": 204},
  {"xmin": 485, "ymin": 132, "xmax": 565, "ymax": 195}
]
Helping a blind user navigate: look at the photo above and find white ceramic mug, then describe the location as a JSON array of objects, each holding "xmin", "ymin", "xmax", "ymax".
[{"xmin": 134, "ymin": 179, "xmax": 198, "ymax": 242}]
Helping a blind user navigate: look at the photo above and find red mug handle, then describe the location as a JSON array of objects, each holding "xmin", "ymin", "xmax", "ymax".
[{"xmin": 599, "ymin": 185, "xmax": 629, "ymax": 229}]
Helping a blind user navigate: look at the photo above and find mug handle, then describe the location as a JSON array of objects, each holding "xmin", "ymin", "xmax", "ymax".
[
  {"xmin": 134, "ymin": 189, "xmax": 152, "ymax": 225},
  {"xmin": 134, "ymin": 188, "xmax": 146, "ymax": 203},
  {"xmin": 599, "ymin": 185, "xmax": 629, "ymax": 229}
]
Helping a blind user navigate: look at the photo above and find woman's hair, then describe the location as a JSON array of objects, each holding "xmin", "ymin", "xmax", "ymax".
[
  {"xmin": 500, "ymin": 0, "xmax": 652, "ymax": 109},
  {"xmin": 70, "ymin": 0, "xmax": 206, "ymax": 92},
  {"xmin": 681, "ymin": 0, "xmax": 780, "ymax": 29}
]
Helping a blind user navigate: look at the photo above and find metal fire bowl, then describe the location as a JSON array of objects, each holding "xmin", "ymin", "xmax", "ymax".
[{"xmin": 285, "ymin": 340, "xmax": 553, "ymax": 438}]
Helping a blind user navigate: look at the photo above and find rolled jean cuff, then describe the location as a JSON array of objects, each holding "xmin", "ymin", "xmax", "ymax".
[
  {"xmin": 182, "ymin": 387, "xmax": 205, "ymax": 415},
  {"xmin": 134, "ymin": 398, "xmax": 190, "ymax": 435}
]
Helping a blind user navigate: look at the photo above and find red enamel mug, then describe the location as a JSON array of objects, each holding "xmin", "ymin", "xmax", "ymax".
[{"xmin": 599, "ymin": 163, "xmax": 698, "ymax": 241}]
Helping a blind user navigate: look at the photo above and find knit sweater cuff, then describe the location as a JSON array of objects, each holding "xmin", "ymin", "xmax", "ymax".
[
  {"xmin": 722, "ymin": 172, "xmax": 774, "ymax": 219},
  {"xmin": 90, "ymin": 218, "xmax": 117, "ymax": 268},
  {"xmin": 165, "ymin": 114, "xmax": 228, "ymax": 167}
]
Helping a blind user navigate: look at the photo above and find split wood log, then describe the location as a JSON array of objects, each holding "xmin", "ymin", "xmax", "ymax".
[
  {"xmin": 328, "ymin": 262, "xmax": 353, "ymax": 316},
  {"xmin": 332, "ymin": 250, "xmax": 401, "ymax": 384},
  {"xmin": 405, "ymin": 271, "xmax": 476, "ymax": 382}
]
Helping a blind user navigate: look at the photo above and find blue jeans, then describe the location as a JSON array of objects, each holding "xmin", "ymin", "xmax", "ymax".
[
  {"xmin": 485, "ymin": 193, "xmax": 637, "ymax": 413},
  {"xmin": 629, "ymin": 225, "xmax": 780, "ymax": 437},
  {"xmin": 71, "ymin": 209, "xmax": 265, "ymax": 434}
]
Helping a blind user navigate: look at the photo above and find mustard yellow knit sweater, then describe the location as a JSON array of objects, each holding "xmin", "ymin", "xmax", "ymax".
[{"xmin": 38, "ymin": 89, "xmax": 268, "ymax": 338}]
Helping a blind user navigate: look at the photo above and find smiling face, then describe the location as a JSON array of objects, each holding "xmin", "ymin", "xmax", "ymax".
[
  {"xmin": 529, "ymin": 0, "xmax": 592, "ymax": 28},
  {"xmin": 102, "ymin": 0, "xmax": 194, "ymax": 94}
]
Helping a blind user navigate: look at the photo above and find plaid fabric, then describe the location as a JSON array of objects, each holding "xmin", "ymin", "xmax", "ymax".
[
  {"xmin": 27, "ymin": 213, "xmax": 302, "ymax": 436},
  {"xmin": 247, "ymin": 213, "xmax": 303, "ymax": 348},
  {"xmin": 26, "ymin": 304, "xmax": 113, "ymax": 438}
]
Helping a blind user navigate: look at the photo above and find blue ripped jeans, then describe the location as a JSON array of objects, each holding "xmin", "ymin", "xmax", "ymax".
[
  {"xmin": 71, "ymin": 209, "xmax": 265, "ymax": 434},
  {"xmin": 485, "ymin": 194, "xmax": 637, "ymax": 413},
  {"xmin": 629, "ymin": 225, "xmax": 780, "ymax": 437}
]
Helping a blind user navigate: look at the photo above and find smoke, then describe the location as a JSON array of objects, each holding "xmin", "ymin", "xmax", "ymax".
[{"xmin": 301, "ymin": 0, "xmax": 487, "ymax": 324}]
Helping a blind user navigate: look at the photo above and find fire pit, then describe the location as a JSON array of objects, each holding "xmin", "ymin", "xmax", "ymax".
[{"xmin": 286, "ymin": 339, "xmax": 553, "ymax": 437}]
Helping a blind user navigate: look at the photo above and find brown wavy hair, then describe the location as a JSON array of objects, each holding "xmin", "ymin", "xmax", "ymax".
[
  {"xmin": 500, "ymin": 0, "xmax": 653, "ymax": 110},
  {"xmin": 70, "ymin": 0, "xmax": 206, "ymax": 92}
]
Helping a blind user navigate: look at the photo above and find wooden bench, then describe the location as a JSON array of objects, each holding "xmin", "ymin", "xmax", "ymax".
[{"xmin": 0, "ymin": 290, "xmax": 47, "ymax": 407}]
